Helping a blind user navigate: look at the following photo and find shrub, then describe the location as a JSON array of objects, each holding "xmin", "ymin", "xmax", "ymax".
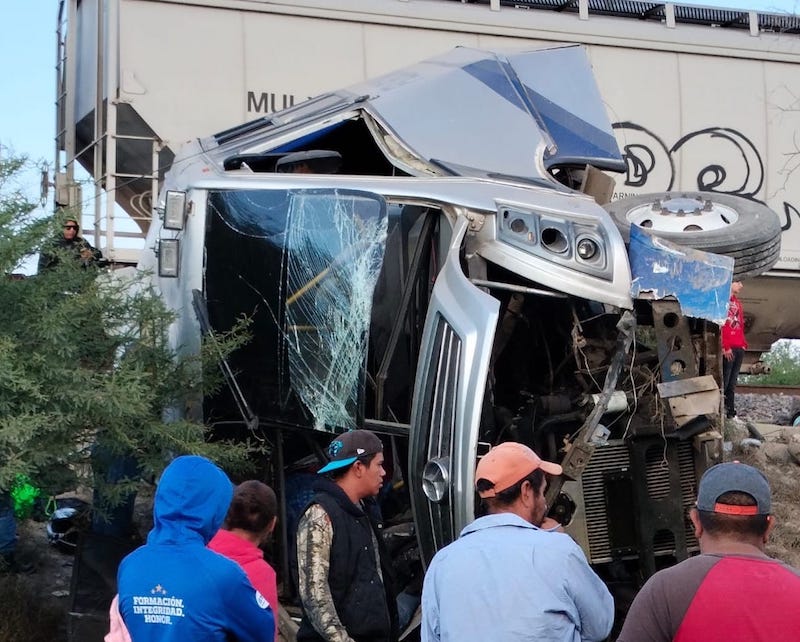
[
  {"xmin": 0, "ymin": 153, "xmax": 255, "ymax": 515},
  {"xmin": 741, "ymin": 339, "xmax": 800, "ymax": 386}
]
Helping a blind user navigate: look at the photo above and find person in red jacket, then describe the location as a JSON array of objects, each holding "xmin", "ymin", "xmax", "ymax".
[
  {"xmin": 209, "ymin": 480, "xmax": 280, "ymax": 638},
  {"xmin": 721, "ymin": 280, "xmax": 747, "ymax": 418}
]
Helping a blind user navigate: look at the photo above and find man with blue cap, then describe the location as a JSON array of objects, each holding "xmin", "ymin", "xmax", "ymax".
[
  {"xmin": 618, "ymin": 461, "xmax": 800, "ymax": 641},
  {"xmin": 296, "ymin": 430, "xmax": 397, "ymax": 642}
]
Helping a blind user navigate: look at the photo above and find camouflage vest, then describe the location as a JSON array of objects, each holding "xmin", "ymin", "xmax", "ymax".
[{"xmin": 297, "ymin": 479, "xmax": 393, "ymax": 642}]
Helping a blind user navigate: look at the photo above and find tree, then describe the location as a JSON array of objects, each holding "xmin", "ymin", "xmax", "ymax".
[
  {"xmin": 0, "ymin": 153, "xmax": 254, "ymax": 515},
  {"xmin": 741, "ymin": 339, "xmax": 800, "ymax": 386}
]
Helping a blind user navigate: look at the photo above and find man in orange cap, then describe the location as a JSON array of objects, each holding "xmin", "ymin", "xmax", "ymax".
[{"xmin": 421, "ymin": 441, "xmax": 613, "ymax": 642}]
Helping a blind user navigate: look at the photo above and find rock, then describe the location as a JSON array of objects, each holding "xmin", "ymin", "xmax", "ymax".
[
  {"xmin": 735, "ymin": 393, "xmax": 800, "ymax": 425},
  {"xmin": 724, "ymin": 417, "xmax": 749, "ymax": 442},
  {"xmin": 779, "ymin": 427, "xmax": 800, "ymax": 445},
  {"xmin": 788, "ymin": 441, "xmax": 800, "ymax": 466},
  {"xmin": 762, "ymin": 442, "xmax": 793, "ymax": 464},
  {"xmin": 735, "ymin": 440, "xmax": 767, "ymax": 467},
  {"xmin": 743, "ymin": 421, "xmax": 766, "ymax": 441}
]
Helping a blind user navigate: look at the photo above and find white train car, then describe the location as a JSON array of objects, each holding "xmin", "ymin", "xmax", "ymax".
[{"xmin": 56, "ymin": 0, "xmax": 800, "ymax": 355}]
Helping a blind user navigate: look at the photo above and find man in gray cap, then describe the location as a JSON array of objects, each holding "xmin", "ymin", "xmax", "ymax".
[
  {"xmin": 618, "ymin": 461, "xmax": 800, "ymax": 642},
  {"xmin": 295, "ymin": 430, "xmax": 397, "ymax": 642}
]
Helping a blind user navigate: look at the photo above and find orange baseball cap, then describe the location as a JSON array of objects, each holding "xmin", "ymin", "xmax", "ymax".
[{"xmin": 475, "ymin": 442, "xmax": 563, "ymax": 498}]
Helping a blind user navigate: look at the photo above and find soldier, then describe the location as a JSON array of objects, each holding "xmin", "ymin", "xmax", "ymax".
[{"xmin": 38, "ymin": 216, "xmax": 103, "ymax": 271}]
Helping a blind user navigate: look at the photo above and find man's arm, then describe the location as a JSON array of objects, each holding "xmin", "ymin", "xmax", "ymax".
[
  {"xmin": 296, "ymin": 504, "xmax": 355, "ymax": 642},
  {"xmin": 562, "ymin": 543, "xmax": 614, "ymax": 642}
]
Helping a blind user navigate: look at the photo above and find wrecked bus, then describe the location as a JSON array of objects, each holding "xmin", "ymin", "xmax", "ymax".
[{"xmin": 138, "ymin": 45, "xmax": 780, "ymax": 626}]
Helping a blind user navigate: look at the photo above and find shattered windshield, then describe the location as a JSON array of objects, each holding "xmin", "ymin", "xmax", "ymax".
[{"xmin": 205, "ymin": 188, "xmax": 387, "ymax": 431}]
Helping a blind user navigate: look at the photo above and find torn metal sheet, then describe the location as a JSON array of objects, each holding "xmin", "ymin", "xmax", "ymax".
[
  {"xmin": 657, "ymin": 375, "xmax": 720, "ymax": 427},
  {"xmin": 629, "ymin": 225, "xmax": 733, "ymax": 324},
  {"xmin": 217, "ymin": 45, "xmax": 625, "ymax": 182},
  {"xmin": 353, "ymin": 45, "xmax": 626, "ymax": 178}
]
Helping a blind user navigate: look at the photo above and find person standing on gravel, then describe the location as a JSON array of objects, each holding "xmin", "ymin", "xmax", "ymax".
[
  {"xmin": 722, "ymin": 280, "xmax": 747, "ymax": 419},
  {"xmin": 617, "ymin": 461, "xmax": 800, "ymax": 642}
]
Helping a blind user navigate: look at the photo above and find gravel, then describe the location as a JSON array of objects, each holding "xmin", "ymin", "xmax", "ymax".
[{"xmin": 734, "ymin": 393, "xmax": 800, "ymax": 425}]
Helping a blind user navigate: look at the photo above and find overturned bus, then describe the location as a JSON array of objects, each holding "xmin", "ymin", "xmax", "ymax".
[{"xmin": 138, "ymin": 45, "xmax": 781, "ymax": 624}]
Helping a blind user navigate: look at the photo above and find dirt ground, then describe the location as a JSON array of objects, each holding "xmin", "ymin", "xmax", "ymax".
[
  {"xmin": 17, "ymin": 515, "xmax": 76, "ymax": 596},
  {"xmin": 0, "ymin": 488, "xmax": 153, "ymax": 642},
  {"xmin": 763, "ymin": 460, "xmax": 800, "ymax": 567},
  {"xmin": 0, "ymin": 519, "xmax": 73, "ymax": 642},
  {"xmin": 735, "ymin": 445, "xmax": 800, "ymax": 568}
]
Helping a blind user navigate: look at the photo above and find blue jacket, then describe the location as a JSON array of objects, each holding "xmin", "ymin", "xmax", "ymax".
[{"xmin": 117, "ymin": 456, "xmax": 275, "ymax": 642}]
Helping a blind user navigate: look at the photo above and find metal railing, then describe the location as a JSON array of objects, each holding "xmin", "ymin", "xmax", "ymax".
[{"xmin": 55, "ymin": 0, "xmax": 157, "ymax": 266}]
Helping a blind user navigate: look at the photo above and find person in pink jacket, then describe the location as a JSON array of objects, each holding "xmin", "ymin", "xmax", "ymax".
[
  {"xmin": 105, "ymin": 595, "xmax": 132, "ymax": 642},
  {"xmin": 106, "ymin": 479, "xmax": 279, "ymax": 642},
  {"xmin": 209, "ymin": 480, "xmax": 280, "ymax": 638}
]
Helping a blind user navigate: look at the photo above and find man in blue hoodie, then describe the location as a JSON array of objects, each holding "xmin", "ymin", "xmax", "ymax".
[{"xmin": 116, "ymin": 455, "xmax": 275, "ymax": 642}]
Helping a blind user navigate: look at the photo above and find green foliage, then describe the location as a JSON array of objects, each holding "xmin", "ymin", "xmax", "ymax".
[
  {"xmin": 0, "ymin": 154, "xmax": 255, "ymax": 511},
  {"xmin": 0, "ymin": 156, "xmax": 50, "ymax": 273},
  {"xmin": 741, "ymin": 339, "xmax": 800, "ymax": 386}
]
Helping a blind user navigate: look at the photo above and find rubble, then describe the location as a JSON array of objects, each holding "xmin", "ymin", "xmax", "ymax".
[{"xmin": 762, "ymin": 442, "xmax": 794, "ymax": 465}]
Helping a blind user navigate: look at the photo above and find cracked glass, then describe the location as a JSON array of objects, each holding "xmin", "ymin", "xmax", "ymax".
[{"xmin": 205, "ymin": 188, "xmax": 387, "ymax": 431}]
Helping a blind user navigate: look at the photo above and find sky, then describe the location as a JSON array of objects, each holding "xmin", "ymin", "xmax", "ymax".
[
  {"xmin": 1, "ymin": 2, "xmax": 60, "ymax": 199},
  {"xmin": 1, "ymin": 0, "xmax": 798, "ymax": 232}
]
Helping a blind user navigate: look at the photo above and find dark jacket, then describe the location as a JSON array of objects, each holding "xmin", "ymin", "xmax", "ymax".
[
  {"xmin": 38, "ymin": 235, "xmax": 103, "ymax": 272},
  {"xmin": 297, "ymin": 477, "xmax": 397, "ymax": 642}
]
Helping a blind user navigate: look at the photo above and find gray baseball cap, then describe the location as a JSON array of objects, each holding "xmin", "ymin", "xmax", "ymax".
[
  {"xmin": 696, "ymin": 462, "xmax": 771, "ymax": 516},
  {"xmin": 317, "ymin": 430, "xmax": 383, "ymax": 474}
]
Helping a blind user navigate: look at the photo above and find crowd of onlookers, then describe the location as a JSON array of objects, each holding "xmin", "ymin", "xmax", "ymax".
[
  {"xmin": 7, "ymin": 232, "xmax": 799, "ymax": 642},
  {"xmin": 96, "ymin": 426, "xmax": 800, "ymax": 642}
]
